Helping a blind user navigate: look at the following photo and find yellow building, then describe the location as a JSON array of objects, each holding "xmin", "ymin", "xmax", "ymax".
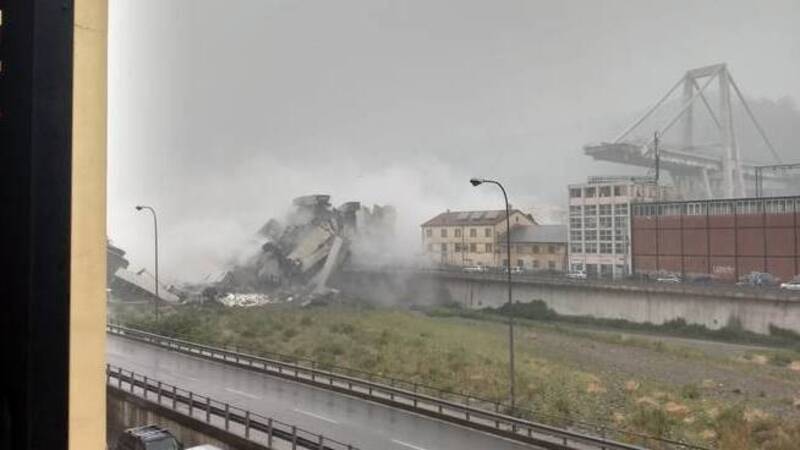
[
  {"xmin": 498, "ymin": 225, "xmax": 568, "ymax": 272},
  {"xmin": 421, "ymin": 209, "xmax": 537, "ymax": 267}
]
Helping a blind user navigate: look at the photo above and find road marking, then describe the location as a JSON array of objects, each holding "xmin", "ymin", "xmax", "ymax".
[
  {"xmin": 224, "ymin": 387, "xmax": 262, "ymax": 400},
  {"xmin": 162, "ymin": 369, "xmax": 199, "ymax": 382},
  {"xmin": 391, "ymin": 439, "xmax": 427, "ymax": 450},
  {"xmin": 293, "ymin": 408, "xmax": 339, "ymax": 424}
]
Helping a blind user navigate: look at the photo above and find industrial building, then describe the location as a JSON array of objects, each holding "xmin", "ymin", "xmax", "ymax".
[
  {"xmin": 631, "ymin": 195, "xmax": 800, "ymax": 282},
  {"xmin": 421, "ymin": 209, "xmax": 537, "ymax": 267},
  {"xmin": 567, "ymin": 177, "xmax": 671, "ymax": 278}
]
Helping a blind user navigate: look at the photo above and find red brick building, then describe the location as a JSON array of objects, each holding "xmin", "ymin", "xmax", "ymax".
[{"xmin": 631, "ymin": 196, "xmax": 800, "ymax": 282}]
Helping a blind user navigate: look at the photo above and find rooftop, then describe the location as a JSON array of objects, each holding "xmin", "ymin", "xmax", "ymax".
[{"xmin": 421, "ymin": 209, "xmax": 535, "ymax": 227}]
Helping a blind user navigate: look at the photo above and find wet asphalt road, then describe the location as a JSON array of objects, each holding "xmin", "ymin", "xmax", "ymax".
[{"xmin": 107, "ymin": 335, "xmax": 538, "ymax": 450}]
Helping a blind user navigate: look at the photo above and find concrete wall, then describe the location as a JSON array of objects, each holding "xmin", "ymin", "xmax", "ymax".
[
  {"xmin": 440, "ymin": 277, "xmax": 800, "ymax": 334},
  {"xmin": 107, "ymin": 387, "xmax": 266, "ymax": 450},
  {"xmin": 333, "ymin": 270, "xmax": 800, "ymax": 335}
]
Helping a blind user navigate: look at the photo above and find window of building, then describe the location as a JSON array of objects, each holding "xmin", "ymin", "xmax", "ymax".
[
  {"xmin": 570, "ymin": 243, "xmax": 582, "ymax": 254},
  {"xmin": 633, "ymin": 204, "xmax": 657, "ymax": 217},
  {"xmin": 548, "ymin": 245, "xmax": 556, "ymax": 254},
  {"xmin": 454, "ymin": 243, "xmax": 461, "ymax": 252},
  {"xmin": 584, "ymin": 187, "xmax": 596, "ymax": 197},
  {"xmin": 599, "ymin": 217, "xmax": 612, "ymax": 228},
  {"xmin": 708, "ymin": 201, "xmax": 732, "ymax": 215},
  {"xmin": 569, "ymin": 188, "xmax": 582, "ymax": 198},
  {"xmin": 440, "ymin": 228, "xmax": 448, "ymax": 238},
  {"xmin": 469, "ymin": 228, "xmax": 477, "ymax": 238},
  {"xmin": 600, "ymin": 243, "xmax": 613, "ymax": 254},
  {"xmin": 585, "ymin": 205, "xmax": 597, "ymax": 216},
  {"xmin": 599, "ymin": 186, "xmax": 611, "ymax": 197},
  {"xmin": 765, "ymin": 200, "xmax": 788, "ymax": 213},
  {"xmin": 571, "ymin": 263, "xmax": 584, "ymax": 272},
  {"xmin": 440, "ymin": 243, "xmax": 447, "ymax": 252},
  {"xmin": 686, "ymin": 202, "xmax": 706, "ymax": 215},
  {"xmin": 485, "ymin": 243, "xmax": 492, "ymax": 253},
  {"xmin": 614, "ymin": 227, "xmax": 628, "ymax": 240},
  {"xmin": 469, "ymin": 243, "xmax": 477, "ymax": 252},
  {"xmin": 585, "ymin": 242, "xmax": 597, "ymax": 253},
  {"xmin": 736, "ymin": 200, "xmax": 762, "ymax": 215},
  {"xmin": 585, "ymin": 229, "xmax": 597, "ymax": 241},
  {"xmin": 599, "ymin": 229, "xmax": 612, "ymax": 241},
  {"xmin": 533, "ymin": 245, "xmax": 540, "ymax": 254},
  {"xmin": 570, "ymin": 230, "xmax": 582, "ymax": 241},
  {"xmin": 615, "ymin": 216, "xmax": 628, "ymax": 229},
  {"xmin": 569, "ymin": 205, "xmax": 582, "ymax": 216},
  {"xmin": 585, "ymin": 217, "xmax": 597, "ymax": 228},
  {"xmin": 613, "ymin": 185, "xmax": 627, "ymax": 196},
  {"xmin": 599, "ymin": 204, "xmax": 612, "ymax": 216},
  {"xmin": 517, "ymin": 259, "xmax": 524, "ymax": 267},
  {"xmin": 484, "ymin": 228, "xmax": 491, "ymax": 237},
  {"xmin": 425, "ymin": 228, "xmax": 432, "ymax": 237},
  {"xmin": 569, "ymin": 218, "xmax": 582, "ymax": 229},
  {"xmin": 454, "ymin": 228, "xmax": 462, "ymax": 238},
  {"xmin": 532, "ymin": 260, "xmax": 540, "ymax": 268},
  {"xmin": 548, "ymin": 261, "xmax": 556, "ymax": 270},
  {"xmin": 614, "ymin": 204, "xmax": 628, "ymax": 215},
  {"xmin": 615, "ymin": 243, "xmax": 625, "ymax": 253},
  {"xmin": 659, "ymin": 203, "xmax": 683, "ymax": 216}
]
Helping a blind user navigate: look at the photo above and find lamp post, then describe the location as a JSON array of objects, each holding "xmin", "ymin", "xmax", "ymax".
[
  {"xmin": 469, "ymin": 177, "xmax": 515, "ymax": 411},
  {"xmin": 135, "ymin": 205, "xmax": 159, "ymax": 319}
]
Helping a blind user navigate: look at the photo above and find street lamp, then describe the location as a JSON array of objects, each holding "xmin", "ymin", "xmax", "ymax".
[
  {"xmin": 469, "ymin": 177, "xmax": 516, "ymax": 411},
  {"xmin": 135, "ymin": 205, "xmax": 160, "ymax": 319}
]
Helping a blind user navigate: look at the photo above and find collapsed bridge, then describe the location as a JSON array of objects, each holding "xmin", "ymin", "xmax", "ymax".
[{"xmin": 205, "ymin": 194, "xmax": 395, "ymax": 302}]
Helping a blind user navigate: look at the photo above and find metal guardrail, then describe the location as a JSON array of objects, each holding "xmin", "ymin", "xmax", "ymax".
[
  {"xmin": 107, "ymin": 364, "xmax": 357, "ymax": 450},
  {"xmin": 108, "ymin": 323, "xmax": 707, "ymax": 450}
]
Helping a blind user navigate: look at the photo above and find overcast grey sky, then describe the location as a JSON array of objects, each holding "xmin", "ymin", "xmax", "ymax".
[{"xmin": 108, "ymin": 0, "xmax": 800, "ymax": 281}]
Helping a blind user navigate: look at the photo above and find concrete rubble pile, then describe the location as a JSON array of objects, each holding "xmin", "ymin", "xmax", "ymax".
[
  {"xmin": 208, "ymin": 194, "xmax": 395, "ymax": 306},
  {"xmin": 218, "ymin": 293, "xmax": 276, "ymax": 308}
]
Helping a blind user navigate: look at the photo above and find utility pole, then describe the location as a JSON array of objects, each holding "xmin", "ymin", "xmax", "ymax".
[
  {"xmin": 654, "ymin": 131, "xmax": 660, "ymax": 186},
  {"xmin": 136, "ymin": 205, "xmax": 160, "ymax": 319}
]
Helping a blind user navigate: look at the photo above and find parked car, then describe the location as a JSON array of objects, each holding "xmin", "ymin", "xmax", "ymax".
[
  {"xmin": 503, "ymin": 266, "xmax": 523, "ymax": 274},
  {"xmin": 566, "ymin": 270, "xmax": 587, "ymax": 280},
  {"xmin": 114, "ymin": 426, "xmax": 182, "ymax": 450},
  {"xmin": 463, "ymin": 265, "xmax": 488, "ymax": 273},
  {"xmin": 737, "ymin": 272, "xmax": 779, "ymax": 287},
  {"xmin": 780, "ymin": 278, "xmax": 800, "ymax": 291},
  {"xmin": 687, "ymin": 274, "xmax": 712, "ymax": 284},
  {"xmin": 656, "ymin": 274, "xmax": 681, "ymax": 283},
  {"xmin": 114, "ymin": 425, "xmax": 222, "ymax": 450}
]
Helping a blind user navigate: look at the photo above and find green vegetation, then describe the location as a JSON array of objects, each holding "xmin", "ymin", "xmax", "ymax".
[{"xmin": 112, "ymin": 303, "xmax": 800, "ymax": 449}]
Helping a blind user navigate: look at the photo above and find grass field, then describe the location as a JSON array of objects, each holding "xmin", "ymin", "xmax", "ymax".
[{"xmin": 111, "ymin": 303, "xmax": 800, "ymax": 449}]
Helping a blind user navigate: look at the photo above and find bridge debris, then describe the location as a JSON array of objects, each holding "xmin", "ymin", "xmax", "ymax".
[{"xmin": 205, "ymin": 194, "xmax": 395, "ymax": 305}]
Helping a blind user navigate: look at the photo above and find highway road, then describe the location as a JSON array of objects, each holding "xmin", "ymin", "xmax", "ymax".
[{"xmin": 107, "ymin": 334, "xmax": 539, "ymax": 450}]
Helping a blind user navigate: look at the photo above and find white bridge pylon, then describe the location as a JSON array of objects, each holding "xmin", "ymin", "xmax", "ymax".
[{"xmin": 585, "ymin": 63, "xmax": 782, "ymax": 199}]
